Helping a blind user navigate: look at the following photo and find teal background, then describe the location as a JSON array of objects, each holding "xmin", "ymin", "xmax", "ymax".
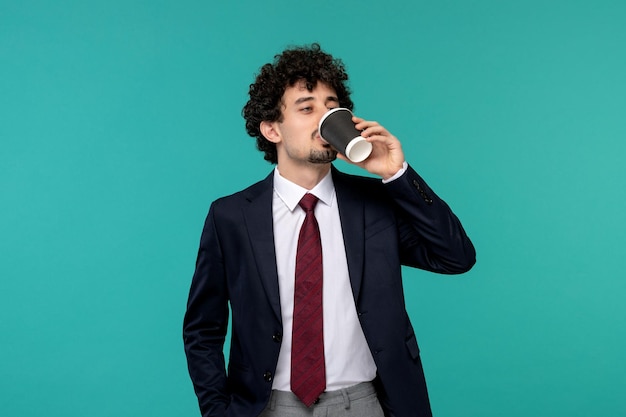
[{"xmin": 2, "ymin": 1, "xmax": 625, "ymax": 416}]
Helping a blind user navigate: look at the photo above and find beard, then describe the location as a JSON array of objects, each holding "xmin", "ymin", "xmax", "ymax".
[{"xmin": 308, "ymin": 147, "xmax": 337, "ymax": 164}]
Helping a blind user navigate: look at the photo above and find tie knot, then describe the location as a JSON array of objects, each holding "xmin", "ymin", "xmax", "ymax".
[{"xmin": 299, "ymin": 193, "xmax": 319, "ymax": 212}]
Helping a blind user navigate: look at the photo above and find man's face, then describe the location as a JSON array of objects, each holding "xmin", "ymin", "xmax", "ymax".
[{"xmin": 271, "ymin": 81, "xmax": 340, "ymax": 166}]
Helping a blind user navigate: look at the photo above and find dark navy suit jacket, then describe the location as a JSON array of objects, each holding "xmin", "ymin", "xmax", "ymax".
[{"xmin": 183, "ymin": 164, "xmax": 476, "ymax": 417}]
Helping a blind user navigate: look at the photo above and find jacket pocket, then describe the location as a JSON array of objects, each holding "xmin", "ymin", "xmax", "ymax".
[
  {"xmin": 227, "ymin": 360, "xmax": 250, "ymax": 374},
  {"xmin": 364, "ymin": 218, "xmax": 395, "ymax": 240},
  {"xmin": 405, "ymin": 333, "xmax": 420, "ymax": 360}
]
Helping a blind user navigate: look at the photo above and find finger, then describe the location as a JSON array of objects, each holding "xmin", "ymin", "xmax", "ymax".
[
  {"xmin": 361, "ymin": 125, "xmax": 389, "ymax": 139},
  {"xmin": 364, "ymin": 134, "xmax": 391, "ymax": 145},
  {"xmin": 353, "ymin": 118, "xmax": 381, "ymax": 131}
]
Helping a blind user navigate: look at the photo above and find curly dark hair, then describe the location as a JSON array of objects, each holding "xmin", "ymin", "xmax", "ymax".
[{"xmin": 242, "ymin": 43, "xmax": 354, "ymax": 164}]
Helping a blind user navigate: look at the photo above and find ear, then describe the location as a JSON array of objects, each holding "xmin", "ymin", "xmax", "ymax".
[{"xmin": 260, "ymin": 121, "xmax": 281, "ymax": 144}]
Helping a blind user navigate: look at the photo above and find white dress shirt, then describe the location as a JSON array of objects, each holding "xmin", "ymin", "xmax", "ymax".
[{"xmin": 270, "ymin": 167, "xmax": 378, "ymax": 392}]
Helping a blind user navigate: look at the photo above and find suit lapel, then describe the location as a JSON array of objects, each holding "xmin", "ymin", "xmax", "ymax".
[
  {"xmin": 242, "ymin": 172, "xmax": 282, "ymax": 323},
  {"xmin": 241, "ymin": 167, "xmax": 367, "ymax": 321},
  {"xmin": 332, "ymin": 167, "xmax": 365, "ymax": 303}
]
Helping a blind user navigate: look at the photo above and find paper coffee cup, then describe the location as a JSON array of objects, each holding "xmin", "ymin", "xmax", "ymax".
[{"xmin": 319, "ymin": 108, "xmax": 372, "ymax": 163}]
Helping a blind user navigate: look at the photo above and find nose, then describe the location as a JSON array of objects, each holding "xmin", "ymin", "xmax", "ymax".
[
  {"xmin": 313, "ymin": 107, "xmax": 326, "ymax": 129},
  {"xmin": 316, "ymin": 105, "xmax": 333, "ymax": 125}
]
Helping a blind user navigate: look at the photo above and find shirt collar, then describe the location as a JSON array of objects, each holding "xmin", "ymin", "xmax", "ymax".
[{"xmin": 273, "ymin": 167, "xmax": 335, "ymax": 212}]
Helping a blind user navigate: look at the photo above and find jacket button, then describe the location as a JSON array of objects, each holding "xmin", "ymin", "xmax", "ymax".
[
  {"xmin": 272, "ymin": 332, "xmax": 282, "ymax": 343},
  {"xmin": 263, "ymin": 371, "xmax": 273, "ymax": 382},
  {"xmin": 413, "ymin": 180, "xmax": 433, "ymax": 204}
]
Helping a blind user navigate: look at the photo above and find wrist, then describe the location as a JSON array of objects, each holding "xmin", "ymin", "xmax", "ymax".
[{"xmin": 382, "ymin": 161, "xmax": 408, "ymax": 183}]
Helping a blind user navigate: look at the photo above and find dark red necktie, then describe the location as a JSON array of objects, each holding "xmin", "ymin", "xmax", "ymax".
[{"xmin": 291, "ymin": 193, "xmax": 326, "ymax": 406}]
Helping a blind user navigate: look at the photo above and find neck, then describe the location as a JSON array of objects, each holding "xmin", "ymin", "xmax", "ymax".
[{"xmin": 276, "ymin": 162, "xmax": 331, "ymax": 190}]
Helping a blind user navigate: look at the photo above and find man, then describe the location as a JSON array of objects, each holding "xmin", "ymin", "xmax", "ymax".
[{"xmin": 183, "ymin": 43, "xmax": 475, "ymax": 417}]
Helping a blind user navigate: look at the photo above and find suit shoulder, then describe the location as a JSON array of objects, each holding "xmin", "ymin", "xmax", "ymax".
[
  {"xmin": 332, "ymin": 168, "xmax": 387, "ymax": 201},
  {"xmin": 333, "ymin": 169, "xmax": 383, "ymax": 188},
  {"xmin": 209, "ymin": 173, "xmax": 272, "ymax": 210}
]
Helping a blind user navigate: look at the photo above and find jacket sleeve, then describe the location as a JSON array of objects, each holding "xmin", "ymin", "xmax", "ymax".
[
  {"xmin": 384, "ymin": 164, "xmax": 476, "ymax": 274},
  {"xmin": 183, "ymin": 203, "xmax": 230, "ymax": 416}
]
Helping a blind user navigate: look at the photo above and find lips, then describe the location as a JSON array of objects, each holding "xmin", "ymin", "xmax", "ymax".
[{"xmin": 313, "ymin": 129, "xmax": 329, "ymax": 145}]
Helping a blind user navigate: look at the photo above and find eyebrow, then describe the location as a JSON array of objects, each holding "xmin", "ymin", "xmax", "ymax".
[{"xmin": 294, "ymin": 96, "xmax": 339, "ymax": 105}]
